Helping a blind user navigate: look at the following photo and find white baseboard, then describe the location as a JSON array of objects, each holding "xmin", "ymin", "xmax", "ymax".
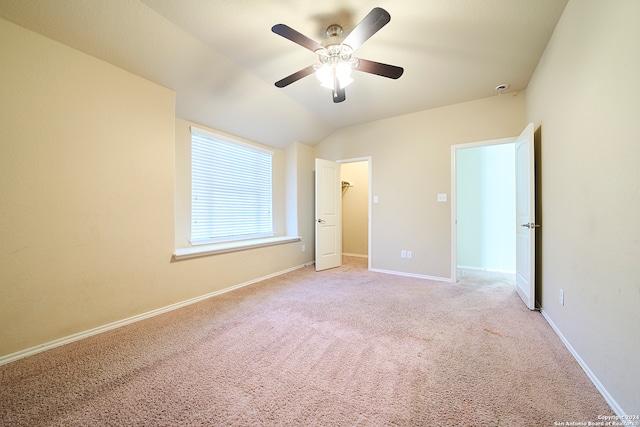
[
  {"xmin": 0, "ymin": 263, "xmax": 311, "ymax": 367},
  {"xmin": 370, "ymin": 268, "xmax": 451, "ymax": 283},
  {"xmin": 457, "ymin": 265, "xmax": 516, "ymax": 274},
  {"xmin": 343, "ymin": 253, "xmax": 368, "ymax": 258},
  {"xmin": 540, "ymin": 310, "xmax": 625, "ymax": 417}
]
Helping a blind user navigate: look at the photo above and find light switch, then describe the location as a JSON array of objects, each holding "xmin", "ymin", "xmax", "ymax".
[
  {"xmin": 437, "ymin": 193, "xmax": 447, "ymax": 202},
  {"xmin": 373, "ymin": 195, "xmax": 379, "ymax": 204}
]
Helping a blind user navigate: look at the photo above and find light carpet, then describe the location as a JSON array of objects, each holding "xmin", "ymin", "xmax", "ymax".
[{"xmin": 0, "ymin": 257, "xmax": 613, "ymax": 426}]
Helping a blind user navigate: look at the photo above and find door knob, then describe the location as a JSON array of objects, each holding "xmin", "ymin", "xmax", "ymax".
[
  {"xmin": 317, "ymin": 219, "xmax": 326, "ymax": 224},
  {"xmin": 520, "ymin": 222, "xmax": 540, "ymax": 228}
]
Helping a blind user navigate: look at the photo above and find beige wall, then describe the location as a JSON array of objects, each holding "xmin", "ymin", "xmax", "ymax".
[
  {"xmin": 294, "ymin": 142, "xmax": 316, "ymax": 260},
  {"xmin": 526, "ymin": 0, "xmax": 640, "ymax": 414},
  {"xmin": 315, "ymin": 94, "xmax": 525, "ymax": 278},
  {"xmin": 341, "ymin": 161, "xmax": 369, "ymax": 256},
  {"xmin": 0, "ymin": 18, "xmax": 313, "ymax": 358}
]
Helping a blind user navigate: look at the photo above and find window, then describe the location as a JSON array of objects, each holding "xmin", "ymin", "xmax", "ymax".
[{"xmin": 190, "ymin": 127, "xmax": 273, "ymax": 245}]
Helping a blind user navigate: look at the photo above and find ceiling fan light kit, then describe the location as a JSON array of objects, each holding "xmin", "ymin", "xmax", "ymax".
[
  {"xmin": 272, "ymin": 7, "xmax": 404, "ymax": 103},
  {"xmin": 315, "ymin": 61, "xmax": 354, "ymax": 90}
]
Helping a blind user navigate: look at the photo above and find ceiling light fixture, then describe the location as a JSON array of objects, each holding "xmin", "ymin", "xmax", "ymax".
[{"xmin": 313, "ymin": 42, "xmax": 359, "ymax": 91}]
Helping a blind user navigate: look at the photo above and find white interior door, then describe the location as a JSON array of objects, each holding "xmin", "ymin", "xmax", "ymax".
[
  {"xmin": 515, "ymin": 123, "xmax": 536, "ymax": 310},
  {"xmin": 315, "ymin": 158, "xmax": 342, "ymax": 271}
]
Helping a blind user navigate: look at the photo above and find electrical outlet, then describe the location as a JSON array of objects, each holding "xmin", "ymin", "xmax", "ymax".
[
  {"xmin": 559, "ymin": 289, "xmax": 564, "ymax": 306},
  {"xmin": 401, "ymin": 250, "xmax": 407, "ymax": 258},
  {"xmin": 301, "ymin": 244, "xmax": 305, "ymax": 252},
  {"xmin": 407, "ymin": 250, "xmax": 412, "ymax": 259}
]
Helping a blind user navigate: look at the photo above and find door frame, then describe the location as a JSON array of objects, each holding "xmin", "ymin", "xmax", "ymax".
[
  {"xmin": 450, "ymin": 137, "xmax": 515, "ymax": 282},
  {"xmin": 337, "ymin": 156, "xmax": 372, "ymax": 271}
]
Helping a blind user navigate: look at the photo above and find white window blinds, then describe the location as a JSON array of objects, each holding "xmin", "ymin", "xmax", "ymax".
[{"xmin": 191, "ymin": 127, "xmax": 273, "ymax": 245}]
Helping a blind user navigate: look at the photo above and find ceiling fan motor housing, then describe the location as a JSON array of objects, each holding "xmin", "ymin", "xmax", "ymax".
[{"xmin": 325, "ymin": 24, "xmax": 343, "ymax": 38}]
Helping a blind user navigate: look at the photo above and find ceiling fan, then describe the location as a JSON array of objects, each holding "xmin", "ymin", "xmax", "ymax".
[{"xmin": 271, "ymin": 7, "xmax": 404, "ymax": 103}]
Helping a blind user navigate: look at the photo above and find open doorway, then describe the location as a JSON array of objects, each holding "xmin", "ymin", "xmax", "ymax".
[
  {"xmin": 339, "ymin": 158, "xmax": 371, "ymax": 268},
  {"xmin": 451, "ymin": 139, "xmax": 516, "ymax": 284}
]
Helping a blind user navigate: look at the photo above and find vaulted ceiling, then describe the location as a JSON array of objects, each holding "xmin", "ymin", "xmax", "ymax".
[{"xmin": 0, "ymin": 0, "xmax": 568, "ymax": 149}]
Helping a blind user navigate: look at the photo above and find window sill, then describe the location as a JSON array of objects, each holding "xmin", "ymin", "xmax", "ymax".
[{"xmin": 173, "ymin": 236, "xmax": 301, "ymax": 260}]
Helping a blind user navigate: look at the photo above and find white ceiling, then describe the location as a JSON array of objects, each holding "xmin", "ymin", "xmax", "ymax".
[{"xmin": 0, "ymin": 0, "xmax": 568, "ymax": 149}]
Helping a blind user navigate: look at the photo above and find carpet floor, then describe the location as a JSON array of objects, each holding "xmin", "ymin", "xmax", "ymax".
[{"xmin": 0, "ymin": 257, "xmax": 613, "ymax": 426}]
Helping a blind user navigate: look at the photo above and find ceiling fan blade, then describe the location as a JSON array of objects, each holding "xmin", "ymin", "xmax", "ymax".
[
  {"xmin": 332, "ymin": 86, "xmax": 346, "ymax": 103},
  {"xmin": 354, "ymin": 58, "xmax": 404, "ymax": 79},
  {"xmin": 272, "ymin": 24, "xmax": 324, "ymax": 53},
  {"xmin": 274, "ymin": 65, "xmax": 316, "ymax": 88},
  {"xmin": 342, "ymin": 7, "xmax": 391, "ymax": 52}
]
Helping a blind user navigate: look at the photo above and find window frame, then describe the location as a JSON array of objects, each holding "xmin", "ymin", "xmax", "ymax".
[{"xmin": 172, "ymin": 122, "xmax": 301, "ymax": 261}]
